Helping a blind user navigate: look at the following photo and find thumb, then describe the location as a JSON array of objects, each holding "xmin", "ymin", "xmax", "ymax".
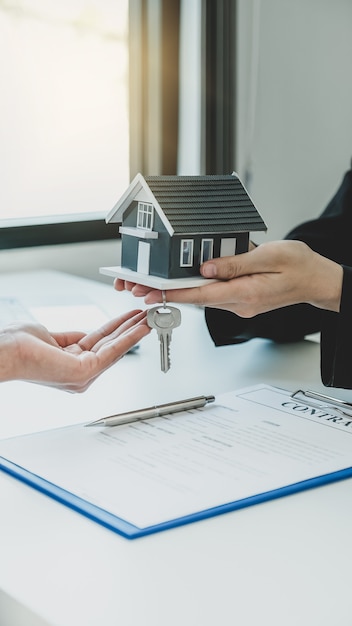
[
  {"xmin": 200, "ymin": 253, "xmax": 252, "ymax": 280},
  {"xmin": 201, "ymin": 241, "xmax": 296, "ymax": 281}
]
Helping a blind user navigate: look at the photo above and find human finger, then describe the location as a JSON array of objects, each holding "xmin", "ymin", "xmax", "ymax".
[
  {"xmin": 91, "ymin": 311, "xmax": 149, "ymax": 352},
  {"xmin": 51, "ymin": 319, "xmax": 150, "ymax": 393},
  {"xmin": 143, "ymin": 284, "xmax": 222, "ymax": 306},
  {"xmin": 200, "ymin": 250, "xmax": 266, "ymax": 280},
  {"xmin": 50, "ymin": 330, "xmax": 87, "ymax": 347},
  {"xmin": 70, "ymin": 318, "xmax": 151, "ymax": 390},
  {"xmin": 131, "ymin": 284, "xmax": 159, "ymax": 298},
  {"xmin": 200, "ymin": 241, "xmax": 306, "ymax": 281},
  {"xmin": 76, "ymin": 310, "xmax": 146, "ymax": 352},
  {"xmin": 144, "ymin": 273, "xmax": 275, "ymax": 309},
  {"xmin": 94, "ymin": 318, "xmax": 150, "ymax": 364},
  {"xmin": 113, "ymin": 278, "xmax": 137, "ymax": 292},
  {"xmin": 114, "ymin": 278, "xmax": 127, "ymax": 291}
]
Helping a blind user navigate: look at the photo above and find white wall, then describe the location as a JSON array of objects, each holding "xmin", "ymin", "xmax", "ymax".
[{"xmin": 236, "ymin": 0, "xmax": 352, "ymax": 241}]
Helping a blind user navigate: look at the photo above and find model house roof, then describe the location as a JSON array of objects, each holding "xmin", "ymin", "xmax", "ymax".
[{"xmin": 106, "ymin": 173, "xmax": 267, "ymax": 236}]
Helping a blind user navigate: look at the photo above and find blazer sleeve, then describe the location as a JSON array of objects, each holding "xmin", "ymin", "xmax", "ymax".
[
  {"xmin": 205, "ymin": 166, "xmax": 352, "ymax": 388},
  {"xmin": 320, "ymin": 265, "xmax": 352, "ymax": 388}
]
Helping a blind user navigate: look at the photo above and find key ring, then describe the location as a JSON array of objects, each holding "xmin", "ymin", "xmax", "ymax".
[{"xmin": 161, "ymin": 289, "xmax": 167, "ymax": 308}]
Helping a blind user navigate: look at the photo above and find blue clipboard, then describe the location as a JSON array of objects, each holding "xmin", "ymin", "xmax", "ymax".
[
  {"xmin": 1, "ymin": 384, "xmax": 352, "ymax": 539},
  {"xmin": 1, "ymin": 455, "xmax": 352, "ymax": 539}
]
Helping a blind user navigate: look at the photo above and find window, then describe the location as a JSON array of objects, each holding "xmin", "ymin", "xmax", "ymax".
[
  {"xmin": 220, "ymin": 238, "xmax": 237, "ymax": 257},
  {"xmin": 137, "ymin": 203, "xmax": 153, "ymax": 231},
  {"xmin": 180, "ymin": 239, "xmax": 193, "ymax": 267},
  {"xmin": 0, "ymin": 0, "xmax": 129, "ymax": 247},
  {"xmin": 200, "ymin": 238, "xmax": 214, "ymax": 263}
]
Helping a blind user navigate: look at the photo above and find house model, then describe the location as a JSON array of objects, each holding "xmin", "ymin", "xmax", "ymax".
[{"xmin": 100, "ymin": 172, "xmax": 267, "ymax": 289}]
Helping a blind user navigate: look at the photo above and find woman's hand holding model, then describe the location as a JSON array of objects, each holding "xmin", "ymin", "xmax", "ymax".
[{"xmin": 114, "ymin": 240, "xmax": 343, "ymax": 316}]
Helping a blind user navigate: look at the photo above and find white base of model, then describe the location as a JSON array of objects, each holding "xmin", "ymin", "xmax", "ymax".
[{"xmin": 99, "ymin": 266, "xmax": 217, "ymax": 290}]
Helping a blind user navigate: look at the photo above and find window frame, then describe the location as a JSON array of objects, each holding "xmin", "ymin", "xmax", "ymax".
[
  {"xmin": 180, "ymin": 239, "xmax": 194, "ymax": 267},
  {"xmin": 200, "ymin": 238, "xmax": 214, "ymax": 263},
  {"xmin": 137, "ymin": 202, "xmax": 154, "ymax": 231},
  {"xmin": 0, "ymin": 215, "xmax": 118, "ymax": 250}
]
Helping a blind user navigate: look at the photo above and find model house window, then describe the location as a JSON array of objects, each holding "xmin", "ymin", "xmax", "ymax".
[
  {"xmin": 180, "ymin": 239, "xmax": 194, "ymax": 267},
  {"xmin": 137, "ymin": 202, "xmax": 154, "ymax": 230},
  {"xmin": 200, "ymin": 239, "xmax": 214, "ymax": 263}
]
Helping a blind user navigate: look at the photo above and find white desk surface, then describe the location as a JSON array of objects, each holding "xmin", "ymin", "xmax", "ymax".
[{"xmin": 1, "ymin": 270, "xmax": 352, "ymax": 626}]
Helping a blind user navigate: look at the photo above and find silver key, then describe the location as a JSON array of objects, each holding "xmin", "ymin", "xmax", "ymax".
[{"xmin": 147, "ymin": 306, "xmax": 181, "ymax": 373}]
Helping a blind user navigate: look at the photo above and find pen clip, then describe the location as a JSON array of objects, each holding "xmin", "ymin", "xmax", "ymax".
[{"xmin": 291, "ymin": 389, "xmax": 352, "ymax": 418}]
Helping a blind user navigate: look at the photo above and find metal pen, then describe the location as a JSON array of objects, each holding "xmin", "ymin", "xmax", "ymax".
[{"xmin": 86, "ymin": 395, "xmax": 215, "ymax": 428}]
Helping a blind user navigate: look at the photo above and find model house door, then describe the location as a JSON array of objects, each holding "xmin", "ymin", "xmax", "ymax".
[
  {"xmin": 220, "ymin": 238, "xmax": 236, "ymax": 257},
  {"xmin": 137, "ymin": 241, "xmax": 150, "ymax": 274}
]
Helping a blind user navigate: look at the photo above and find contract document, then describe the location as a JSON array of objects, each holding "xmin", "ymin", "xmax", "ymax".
[{"xmin": 1, "ymin": 384, "xmax": 352, "ymax": 539}]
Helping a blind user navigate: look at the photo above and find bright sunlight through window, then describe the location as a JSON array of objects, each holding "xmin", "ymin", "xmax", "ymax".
[{"xmin": 0, "ymin": 0, "xmax": 129, "ymax": 223}]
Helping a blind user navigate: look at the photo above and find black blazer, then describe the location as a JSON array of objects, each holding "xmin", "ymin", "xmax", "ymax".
[{"xmin": 205, "ymin": 165, "xmax": 352, "ymax": 389}]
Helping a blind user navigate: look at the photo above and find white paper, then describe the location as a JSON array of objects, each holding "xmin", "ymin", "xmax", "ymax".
[{"xmin": 1, "ymin": 384, "xmax": 352, "ymax": 529}]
